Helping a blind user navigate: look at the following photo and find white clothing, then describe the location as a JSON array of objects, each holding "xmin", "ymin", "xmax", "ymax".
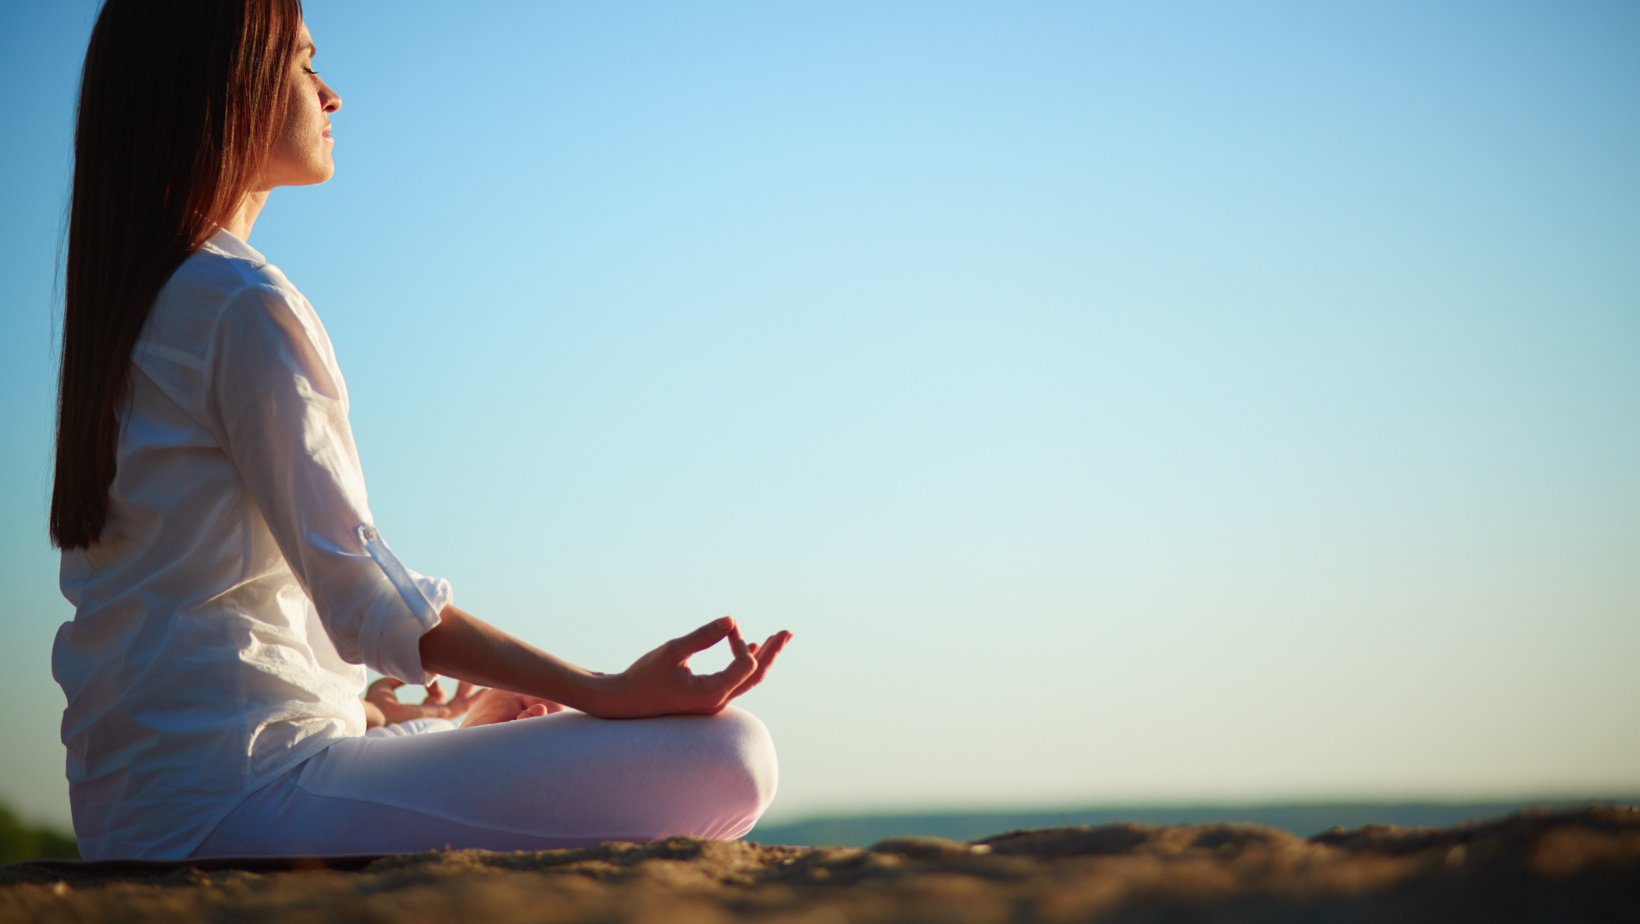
[
  {"xmin": 53, "ymin": 229, "xmax": 451, "ymax": 860},
  {"xmin": 190, "ymin": 709, "xmax": 779, "ymax": 857}
]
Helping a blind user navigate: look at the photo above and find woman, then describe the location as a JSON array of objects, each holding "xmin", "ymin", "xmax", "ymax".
[{"xmin": 51, "ymin": 0, "xmax": 791, "ymax": 861}]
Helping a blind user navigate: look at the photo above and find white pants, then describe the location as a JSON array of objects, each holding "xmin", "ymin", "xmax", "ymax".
[{"xmin": 190, "ymin": 708, "xmax": 777, "ymax": 857}]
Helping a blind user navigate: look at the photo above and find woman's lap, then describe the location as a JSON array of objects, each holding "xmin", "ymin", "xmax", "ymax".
[{"xmin": 191, "ymin": 707, "xmax": 777, "ymax": 858}]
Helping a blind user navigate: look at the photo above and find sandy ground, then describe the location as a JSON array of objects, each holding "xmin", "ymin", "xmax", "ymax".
[{"xmin": 2, "ymin": 806, "xmax": 1635, "ymax": 923}]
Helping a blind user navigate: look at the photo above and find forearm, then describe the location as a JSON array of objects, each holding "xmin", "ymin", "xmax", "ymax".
[{"xmin": 417, "ymin": 605, "xmax": 618, "ymax": 714}]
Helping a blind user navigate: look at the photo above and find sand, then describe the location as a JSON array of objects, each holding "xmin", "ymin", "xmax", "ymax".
[{"xmin": 3, "ymin": 805, "xmax": 1635, "ymax": 922}]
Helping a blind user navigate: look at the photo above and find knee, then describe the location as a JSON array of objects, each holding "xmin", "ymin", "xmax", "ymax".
[
  {"xmin": 689, "ymin": 707, "xmax": 778, "ymax": 834},
  {"xmin": 710, "ymin": 707, "xmax": 778, "ymax": 803}
]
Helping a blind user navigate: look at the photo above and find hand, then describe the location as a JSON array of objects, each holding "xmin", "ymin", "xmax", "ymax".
[
  {"xmin": 591, "ymin": 617, "xmax": 793, "ymax": 718},
  {"xmin": 414, "ymin": 606, "xmax": 793, "ymax": 722},
  {"xmin": 364, "ymin": 676, "xmax": 483, "ymax": 726},
  {"xmin": 459, "ymin": 688, "xmax": 567, "ymax": 728}
]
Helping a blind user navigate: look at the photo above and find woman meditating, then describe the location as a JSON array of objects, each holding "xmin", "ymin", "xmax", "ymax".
[{"xmin": 50, "ymin": 0, "xmax": 791, "ymax": 861}]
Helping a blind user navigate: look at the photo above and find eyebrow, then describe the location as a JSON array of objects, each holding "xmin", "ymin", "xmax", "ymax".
[{"xmin": 299, "ymin": 42, "xmax": 316, "ymax": 58}]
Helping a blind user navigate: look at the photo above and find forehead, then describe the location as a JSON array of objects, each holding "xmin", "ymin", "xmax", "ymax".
[{"xmin": 295, "ymin": 21, "xmax": 314, "ymax": 53}]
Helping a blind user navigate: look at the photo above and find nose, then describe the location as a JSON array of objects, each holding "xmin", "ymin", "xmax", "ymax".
[{"xmin": 320, "ymin": 79, "xmax": 342, "ymax": 114}]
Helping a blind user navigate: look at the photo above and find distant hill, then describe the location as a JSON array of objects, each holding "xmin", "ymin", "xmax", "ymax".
[
  {"xmin": 0, "ymin": 806, "xmax": 78, "ymax": 864},
  {"xmin": 748, "ymin": 799, "xmax": 1640, "ymax": 847}
]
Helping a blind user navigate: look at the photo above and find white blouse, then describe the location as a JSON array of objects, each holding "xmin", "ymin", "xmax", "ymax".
[{"xmin": 52, "ymin": 229, "xmax": 453, "ymax": 860}]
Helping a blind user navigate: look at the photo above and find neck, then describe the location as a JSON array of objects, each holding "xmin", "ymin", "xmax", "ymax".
[{"xmin": 222, "ymin": 190, "xmax": 270, "ymax": 241}]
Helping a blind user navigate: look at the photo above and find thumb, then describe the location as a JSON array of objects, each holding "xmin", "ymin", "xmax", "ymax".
[{"xmin": 366, "ymin": 677, "xmax": 406, "ymax": 698}]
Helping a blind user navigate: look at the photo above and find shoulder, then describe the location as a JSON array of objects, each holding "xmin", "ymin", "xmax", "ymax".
[
  {"xmin": 167, "ymin": 232, "xmax": 306, "ymax": 323},
  {"xmin": 142, "ymin": 233, "xmax": 312, "ymax": 369}
]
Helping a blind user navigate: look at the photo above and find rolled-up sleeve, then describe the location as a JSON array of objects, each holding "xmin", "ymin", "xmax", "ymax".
[{"xmin": 205, "ymin": 283, "xmax": 450, "ymax": 682}]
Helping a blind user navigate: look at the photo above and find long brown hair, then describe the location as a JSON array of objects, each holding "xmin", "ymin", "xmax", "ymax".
[{"xmin": 51, "ymin": 0, "xmax": 303, "ymax": 550}]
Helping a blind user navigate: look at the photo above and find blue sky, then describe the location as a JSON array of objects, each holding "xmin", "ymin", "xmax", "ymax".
[{"xmin": 2, "ymin": 1, "xmax": 1637, "ymax": 830}]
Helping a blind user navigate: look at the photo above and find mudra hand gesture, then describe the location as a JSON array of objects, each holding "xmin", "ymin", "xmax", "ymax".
[
  {"xmin": 590, "ymin": 616, "xmax": 791, "ymax": 719},
  {"xmin": 367, "ymin": 615, "xmax": 792, "ymax": 729},
  {"xmin": 362, "ymin": 677, "xmax": 484, "ymax": 727}
]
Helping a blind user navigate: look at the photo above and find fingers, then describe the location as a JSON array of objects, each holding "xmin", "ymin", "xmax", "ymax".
[
  {"xmin": 609, "ymin": 619, "xmax": 788, "ymax": 718},
  {"xmin": 728, "ymin": 625, "xmax": 754, "ymax": 664},
  {"xmin": 728, "ymin": 630, "xmax": 792, "ymax": 700},
  {"xmin": 694, "ymin": 626, "xmax": 759, "ymax": 700},
  {"xmin": 746, "ymin": 631, "xmax": 791, "ymax": 688},
  {"xmin": 728, "ymin": 626, "xmax": 759, "ymax": 681},
  {"xmin": 668, "ymin": 616, "xmax": 737, "ymax": 658},
  {"xmin": 447, "ymin": 681, "xmax": 483, "ymax": 712},
  {"xmin": 422, "ymin": 679, "xmax": 447, "ymax": 705},
  {"xmin": 366, "ymin": 675, "xmax": 495, "ymax": 726}
]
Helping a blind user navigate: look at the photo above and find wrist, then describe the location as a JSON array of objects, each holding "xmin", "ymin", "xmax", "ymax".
[{"xmin": 571, "ymin": 670, "xmax": 627, "ymax": 717}]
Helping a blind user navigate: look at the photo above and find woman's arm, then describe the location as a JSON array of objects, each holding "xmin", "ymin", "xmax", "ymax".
[
  {"xmin": 417, "ymin": 606, "xmax": 791, "ymax": 719},
  {"xmin": 205, "ymin": 285, "xmax": 791, "ymax": 716}
]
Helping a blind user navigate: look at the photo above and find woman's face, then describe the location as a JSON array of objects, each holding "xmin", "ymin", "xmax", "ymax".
[{"xmin": 260, "ymin": 22, "xmax": 341, "ymax": 189}]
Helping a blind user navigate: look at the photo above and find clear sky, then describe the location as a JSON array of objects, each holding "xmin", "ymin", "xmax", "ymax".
[{"xmin": 2, "ymin": 1, "xmax": 1637, "ymax": 831}]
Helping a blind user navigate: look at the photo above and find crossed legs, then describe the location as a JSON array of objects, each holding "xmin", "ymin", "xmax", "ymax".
[{"xmin": 191, "ymin": 707, "xmax": 777, "ymax": 857}]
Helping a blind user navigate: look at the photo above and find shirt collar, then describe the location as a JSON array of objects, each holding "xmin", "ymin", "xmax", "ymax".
[{"xmin": 206, "ymin": 227, "xmax": 267, "ymax": 264}]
